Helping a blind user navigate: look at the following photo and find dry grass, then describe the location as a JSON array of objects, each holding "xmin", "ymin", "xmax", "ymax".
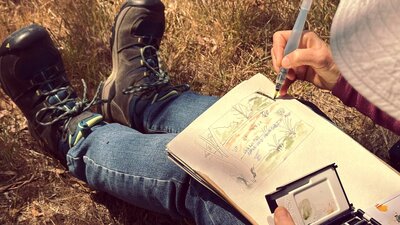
[{"xmin": 0, "ymin": 0, "xmax": 398, "ymax": 224}]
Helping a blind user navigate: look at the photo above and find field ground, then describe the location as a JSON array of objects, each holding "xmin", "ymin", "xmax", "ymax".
[{"xmin": 0, "ymin": 0, "xmax": 398, "ymax": 224}]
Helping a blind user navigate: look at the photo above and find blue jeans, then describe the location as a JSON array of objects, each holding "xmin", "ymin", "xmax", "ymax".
[{"xmin": 65, "ymin": 91, "xmax": 250, "ymax": 225}]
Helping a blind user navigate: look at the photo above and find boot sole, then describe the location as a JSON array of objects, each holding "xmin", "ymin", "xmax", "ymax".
[{"xmin": 101, "ymin": 2, "xmax": 131, "ymax": 121}]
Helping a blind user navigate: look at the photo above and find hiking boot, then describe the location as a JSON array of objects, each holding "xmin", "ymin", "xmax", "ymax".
[
  {"xmin": 0, "ymin": 24, "xmax": 103, "ymax": 166},
  {"xmin": 101, "ymin": 0, "xmax": 189, "ymax": 131}
]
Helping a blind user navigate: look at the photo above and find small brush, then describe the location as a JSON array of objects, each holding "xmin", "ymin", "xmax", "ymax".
[{"xmin": 273, "ymin": 0, "xmax": 312, "ymax": 97}]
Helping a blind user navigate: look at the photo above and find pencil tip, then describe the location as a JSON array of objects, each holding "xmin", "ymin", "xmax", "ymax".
[{"xmin": 273, "ymin": 91, "xmax": 278, "ymax": 100}]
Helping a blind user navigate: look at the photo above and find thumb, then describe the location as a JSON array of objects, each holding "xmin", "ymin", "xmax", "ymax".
[
  {"xmin": 281, "ymin": 48, "xmax": 325, "ymax": 69},
  {"xmin": 274, "ymin": 207, "xmax": 295, "ymax": 225}
]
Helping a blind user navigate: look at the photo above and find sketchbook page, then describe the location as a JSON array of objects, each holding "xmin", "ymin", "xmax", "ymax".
[{"xmin": 166, "ymin": 74, "xmax": 400, "ymax": 224}]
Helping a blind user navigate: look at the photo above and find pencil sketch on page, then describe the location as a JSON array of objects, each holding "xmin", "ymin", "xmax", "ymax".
[{"xmin": 197, "ymin": 92, "xmax": 313, "ymax": 188}]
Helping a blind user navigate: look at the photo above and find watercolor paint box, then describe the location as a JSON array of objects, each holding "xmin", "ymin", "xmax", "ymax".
[{"xmin": 265, "ymin": 164, "xmax": 381, "ymax": 225}]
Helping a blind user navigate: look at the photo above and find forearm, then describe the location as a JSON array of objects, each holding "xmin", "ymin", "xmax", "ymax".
[{"xmin": 332, "ymin": 75, "xmax": 400, "ymax": 135}]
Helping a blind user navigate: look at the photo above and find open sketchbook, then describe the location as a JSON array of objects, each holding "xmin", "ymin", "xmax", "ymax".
[{"xmin": 166, "ymin": 74, "xmax": 400, "ymax": 225}]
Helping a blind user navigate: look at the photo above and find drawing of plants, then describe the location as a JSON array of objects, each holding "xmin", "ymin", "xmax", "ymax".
[
  {"xmin": 268, "ymin": 134, "xmax": 285, "ymax": 153},
  {"xmin": 281, "ymin": 115, "xmax": 296, "ymax": 138},
  {"xmin": 197, "ymin": 92, "xmax": 314, "ymax": 188}
]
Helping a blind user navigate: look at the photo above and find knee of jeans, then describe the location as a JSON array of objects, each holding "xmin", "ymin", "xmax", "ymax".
[
  {"xmin": 65, "ymin": 123, "xmax": 134, "ymax": 182},
  {"xmin": 82, "ymin": 154, "xmax": 192, "ymax": 217}
]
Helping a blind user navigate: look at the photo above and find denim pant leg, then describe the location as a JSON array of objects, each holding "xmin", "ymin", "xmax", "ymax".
[
  {"xmin": 66, "ymin": 92, "xmax": 249, "ymax": 225},
  {"xmin": 146, "ymin": 91, "xmax": 218, "ymax": 133}
]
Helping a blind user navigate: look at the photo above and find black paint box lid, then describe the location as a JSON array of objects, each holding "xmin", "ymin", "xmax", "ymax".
[{"xmin": 265, "ymin": 164, "xmax": 381, "ymax": 225}]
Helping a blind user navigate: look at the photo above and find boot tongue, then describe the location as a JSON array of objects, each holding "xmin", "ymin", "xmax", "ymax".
[
  {"xmin": 143, "ymin": 46, "xmax": 161, "ymax": 73},
  {"xmin": 47, "ymin": 89, "xmax": 75, "ymax": 109},
  {"xmin": 141, "ymin": 46, "xmax": 164, "ymax": 83},
  {"xmin": 146, "ymin": 57, "xmax": 157, "ymax": 68},
  {"xmin": 131, "ymin": 20, "xmax": 164, "ymax": 39},
  {"xmin": 36, "ymin": 89, "xmax": 77, "ymax": 126}
]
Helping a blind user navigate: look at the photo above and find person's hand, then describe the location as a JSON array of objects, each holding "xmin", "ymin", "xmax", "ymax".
[
  {"xmin": 271, "ymin": 31, "xmax": 341, "ymax": 96},
  {"xmin": 274, "ymin": 207, "xmax": 295, "ymax": 225}
]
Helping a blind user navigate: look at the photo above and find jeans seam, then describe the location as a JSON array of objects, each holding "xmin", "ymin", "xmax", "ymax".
[
  {"xmin": 146, "ymin": 120, "xmax": 180, "ymax": 133},
  {"xmin": 83, "ymin": 155, "xmax": 186, "ymax": 185},
  {"xmin": 150, "ymin": 125, "xmax": 179, "ymax": 134},
  {"xmin": 201, "ymin": 197, "xmax": 217, "ymax": 225},
  {"xmin": 191, "ymin": 180, "xmax": 217, "ymax": 225},
  {"xmin": 66, "ymin": 154, "xmax": 80, "ymax": 160}
]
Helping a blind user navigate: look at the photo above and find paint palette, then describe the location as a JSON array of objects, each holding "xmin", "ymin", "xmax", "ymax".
[
  {"xmin": 265, "ymin": 164, "xmax": 382, "ymax": 225},
  {"xmin": 365, "ymin": 193, "xmax": 400, "ymax": 225}
]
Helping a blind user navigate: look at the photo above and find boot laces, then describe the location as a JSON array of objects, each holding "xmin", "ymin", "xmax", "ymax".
[
  {"xmin": 35, "ymin": 79, "xmax": 103, "ymax": 134},
  {"xmin": 122, "ymin": 45, "xmax": 172, "ymax": 95}
]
